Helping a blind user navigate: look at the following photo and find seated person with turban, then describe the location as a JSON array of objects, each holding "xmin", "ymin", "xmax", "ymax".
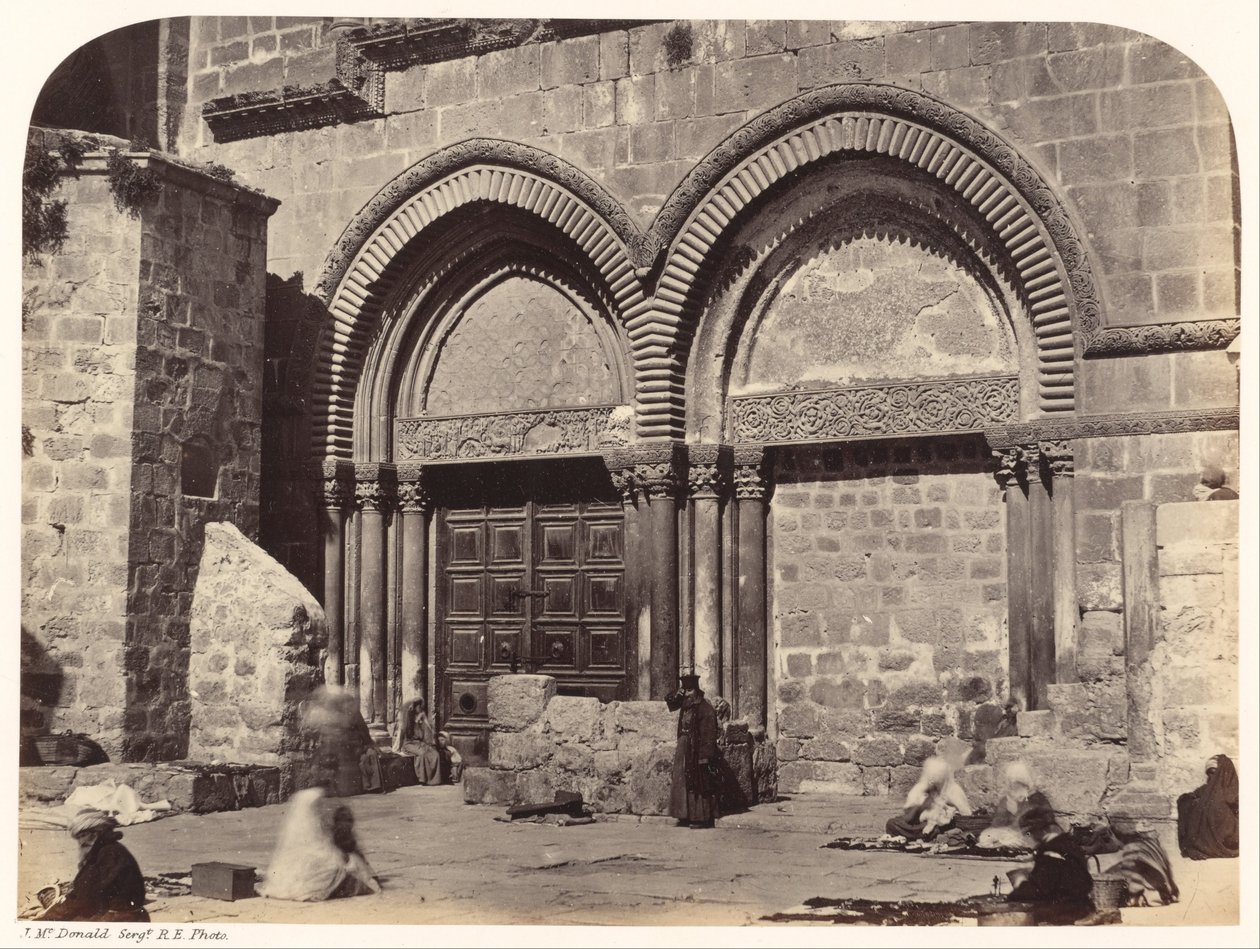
[{"xmin": 40, "ymin": 808, "xmax": 149, "ymax": 922}]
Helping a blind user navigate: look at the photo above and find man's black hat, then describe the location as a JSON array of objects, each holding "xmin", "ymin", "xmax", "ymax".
[{"xmin": 679, "ymin": 672, "xmax": 701, "ymax": 687}]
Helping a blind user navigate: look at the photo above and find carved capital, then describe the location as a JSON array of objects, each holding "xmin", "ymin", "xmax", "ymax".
[
  {"xmin": 634, "ymin": 460, "xmax": 681, "ymax": 500},
  {"xmin": 686, "ymin": 444, "xmax": 732, "ymax": 499},
  {"xmin": 312, "ymin": 459, "xmax": 352, "ymax": 511},
  {"xmin": 992, "ymin": 445, "xmax": 1027, "ymax": 491},
  {"xmin": 396, "ymin": 478, "xmax": 431, "ymax": 514},
  {"xmin": 1039, "ymin": 439, "xmax": 1074, "ymax": 478},
  {"xmin": 354, "ymin": 463, "xmax": 396, "ymax": 512},
  {"xmin": 732, "ymin": 446, "xmax": 768, "ymax": 501}
]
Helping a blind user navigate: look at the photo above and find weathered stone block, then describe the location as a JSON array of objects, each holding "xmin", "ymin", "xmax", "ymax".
[
  {"xmin": 1077, "ymin": 562, "xmax": 1123, "ymax": 611},
  {"xmin": 489, "ymin": 731, "xmax": 552, "ymax": 771},
  {"xmin": 1017, "ymin": 709, "xmax": 1057, "ymax": 738},
  {"xmin": 613, "ymin": 701, "xmax": 675, "ymax": 740},
  {"xmin": 853, "ymin": 737, "xmax": 902, "ymax": 767},
  {"xmin": 810, "ymin": 677, "xmax": 865, "ymax": 709},
  {"xmin": 625, "ymin": 744, "xmax": 673, "ymax": 815},
  {"xmin": 875, "ymin": 709, "xmax": 918, "ymax": 732},
  {"xmin": 187, "ymin": 524, "xmax": 323, "ymax": 767},
  {"xmin": 544, "ymin": 695, "xmax": 602, "ymax": 743},
  {"xmin": 1079, "ymin": 610, "xmax": 1124, "ymax": 655},
  {"xmin": 799, "ymin": 737, "xmax": 852, "ymax": 761},
  {"xmin": 1157, "ymin": 499, "xmax": 1237, "ymax": 546},
  {"xmin": 798, "ymin": 760, "xmax": 864, "ymax": 794},
  {"xmin": 488, "ymin": 675, "xmax": 556, "ymax": 732}
]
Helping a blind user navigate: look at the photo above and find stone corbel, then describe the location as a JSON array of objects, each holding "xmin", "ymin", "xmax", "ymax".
[{"xmin": 991, "ymin": 443, "xmax": 1041, "ymax": 495}]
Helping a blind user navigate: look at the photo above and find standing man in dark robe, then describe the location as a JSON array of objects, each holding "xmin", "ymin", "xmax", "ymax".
[{"xmin": 666, "ymin": 672, "xmax": 720, "ymax": 829}]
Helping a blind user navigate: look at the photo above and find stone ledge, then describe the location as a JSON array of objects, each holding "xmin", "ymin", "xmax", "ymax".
[{"xmin": 19, "ymin": 761, "xmax": 287, "ymax": 814}]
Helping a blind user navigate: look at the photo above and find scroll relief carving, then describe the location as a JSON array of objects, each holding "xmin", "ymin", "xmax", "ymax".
[
  {"xmin": 395, "ymin": 405, "xmax": 630, "ymax": 462},
  {"xmin": 730, "ymin": 376, "xmax": 1018, "ymax": 444}
]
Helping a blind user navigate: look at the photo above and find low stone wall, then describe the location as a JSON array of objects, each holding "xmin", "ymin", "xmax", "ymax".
[
  {"xmin": 20, "ymin": 762, "xmax": 284, "ymax": 814},
  {"xmin": 463, "ymin": 675, "xmax": 776, "ymax": 815}
]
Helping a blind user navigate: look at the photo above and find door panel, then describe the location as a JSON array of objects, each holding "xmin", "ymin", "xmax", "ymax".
[{"xmin": 434, "ymin": 463, "xmax": 627, "ymax": 765}]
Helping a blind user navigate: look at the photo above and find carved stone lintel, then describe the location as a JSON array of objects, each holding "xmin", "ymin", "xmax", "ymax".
[
  {"xmin": 730, "ymin": 376, "xmax": 1018, "ymax": 443},
  {"xmin": 1086, "ymin": 318, "xmax": 1241, "ymax": 356},
  {"xmin": 395, "ymin": 406, "xmax": 625, "ymax": 462}
]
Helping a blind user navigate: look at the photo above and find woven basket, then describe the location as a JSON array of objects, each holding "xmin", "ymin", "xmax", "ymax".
[
  {"xmin": 33, "ymin": 731, "xmax": 106, "ymax": 767},
  {"xmin": 1091, "ymin": 875, "xmax": 1129, "ymax": 910}
]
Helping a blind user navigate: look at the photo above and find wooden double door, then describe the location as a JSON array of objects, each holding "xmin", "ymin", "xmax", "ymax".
[{"xmin": 433, "ymin": 460, "xmax": 629, "ymax": 765}]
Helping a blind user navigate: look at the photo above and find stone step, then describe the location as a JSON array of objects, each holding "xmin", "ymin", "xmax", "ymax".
[{"xmin": 714, "ymin": 792, "xmax": 894, "ymax": 837}]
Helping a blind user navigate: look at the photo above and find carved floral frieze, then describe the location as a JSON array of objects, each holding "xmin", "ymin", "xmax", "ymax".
[{"xmin": 730, "ymin": 376, "xmax": 1018, "ymax": 444}]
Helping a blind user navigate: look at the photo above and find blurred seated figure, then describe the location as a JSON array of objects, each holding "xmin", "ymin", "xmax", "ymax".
[
  {"xmin": 1193, "ymin": 465, "xmax": 1238, "ymax": 501},
  {"xmin": 303, "ymin": 685, "xmax": 381, "ymax": 796},
  {"xmin": 259, "ymin": 788, "xmax": 380, "ymax": 901},
  {"xmin": 979, "ymin": 760, "xmax": 1054, "ymax": 850},
  {"xmin": 885, "ymin": 756, "xmax": 972, "ymax": 841},
  {"xmin": 1178, "ymin": 754, "xmax": 1239, "ymax": 859},
  {"xmin": 394, "ymin": 698, "xmax": 443, "ymax": 786}
]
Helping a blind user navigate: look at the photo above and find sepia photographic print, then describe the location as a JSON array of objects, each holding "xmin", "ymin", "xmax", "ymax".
[{"xmin": 9, "ymin": 2, "xmax": 1256, "ymax": 945}]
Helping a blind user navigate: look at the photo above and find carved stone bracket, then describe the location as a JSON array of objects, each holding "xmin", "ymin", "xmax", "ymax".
[
  {"xmin": 1086, "ymin": 318, "xmax": 1241, "ymax": 357},
  {"xmin": 730, "ymin": 376, "xmax": 1018, "ymax": 444},
  {"xmin": 395, "ymin": 405, "xmax": 628, "ymax": 462},
  {"xmin": 601, "ymin": 444, "xmax": 684, "ymax": 503},
  {"xmin": 992, "ymin": 443, "xmax": 1040, "ymax": 492},
  {"xmin": 354, "ymin": 462, "xmax": 397, "ymax": 513}
]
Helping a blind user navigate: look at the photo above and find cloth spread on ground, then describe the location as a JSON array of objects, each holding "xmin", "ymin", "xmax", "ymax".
[
  {"xmin": 762, "ymin": 895, "xmax": 1119, "ymax": 926},
  {"xmin": 824, "ymin": 832, "xmax": 1030, "ymax": 859},
  {"xmin": 20, "ymin": 781, "xmax": 174, "ymax": 829}
]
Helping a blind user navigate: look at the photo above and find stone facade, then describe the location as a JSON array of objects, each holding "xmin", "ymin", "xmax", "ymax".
[
  {"xmin": 464, "ymin": 674, "xmax": 776, "ymax": 814},
  {"xmin": 186, "ymin": 523, "xmax": 325, "ymax": 767},
  {"xmin": 21, "ymin": 131, "xmax": 278, "ymax": 760},
  {"xmin": 22, "ymin": 18, "xmax": 1240, "ymax": 817}
]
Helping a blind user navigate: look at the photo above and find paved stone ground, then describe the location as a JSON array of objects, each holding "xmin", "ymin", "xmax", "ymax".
[{"xmin": 17, "ymin": 788, "xmax": 1239, "ymax": 929}]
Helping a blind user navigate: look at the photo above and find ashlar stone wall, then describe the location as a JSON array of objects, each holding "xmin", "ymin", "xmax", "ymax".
[
  {"xmin": 770, "ymin": 438, "xmax": 1008, "ymax": 797},
  {"xmin": 21, "ymin": 134, "xmax": 278, "ymax": 760},
  {"xmin": 1069, "ymin": 429, "xmax": 1238, "ymax": 743},
  {"xmin": 463, "ymin": 675, "xmax": 776, "ymax": 814}
]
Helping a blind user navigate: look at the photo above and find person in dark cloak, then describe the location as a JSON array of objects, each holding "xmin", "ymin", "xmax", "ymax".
[
  {"xmin": 666, "ymin": 672, "xmax": 720, "ymax": 829},
  {"xmin": 40, "ymin": 808, "xmax": 149, "ymax": 922},
  {"xmin": 303, "ymin": 685, "xmax": 382, "ymax": 796},
  {"xmin": 1006, "ymin": 801, "xmax": 1094, "ymax": 924},
  {"xmin": 1177, "ymin": 754, "xmax": 1239, "ymax": 859}
]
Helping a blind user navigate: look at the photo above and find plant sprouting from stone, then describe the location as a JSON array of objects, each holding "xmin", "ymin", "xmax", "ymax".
[
  {"xmin": 22, "ymin": 141, "xmax": 71, "ymax": 257},
  {"xmin": 663, "ymin": 23, "xmax": 694, "ymax": 69},
  {"xmin": 22, "ymin": 425, "xmax": 35, "ymax": 457},
  {"xmin": 106, "ymin": 149, "xmax": 163, "ymax": 217}
]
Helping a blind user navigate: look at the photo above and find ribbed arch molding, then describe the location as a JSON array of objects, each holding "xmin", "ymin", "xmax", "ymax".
[
  {"xmin": 640, "ymin": 86, "xmax": 1098, "ymax": 437},
  {"xmin": 312, "ymin": 160, "xmax": 649, "ymax": 459}
]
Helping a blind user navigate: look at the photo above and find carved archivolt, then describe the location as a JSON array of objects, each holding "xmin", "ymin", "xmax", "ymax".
[{"xmin": 731, "ymin": 376, "xmax": 1019, "ymax": 443}]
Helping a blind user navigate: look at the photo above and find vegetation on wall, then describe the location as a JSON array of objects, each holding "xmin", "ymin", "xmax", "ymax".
[
  {"xmin": 663, "ymin": 23, "xmax": 694, "ymax": 69},
  {"xmin": 105, "ymin": 148, "xmax": 163, "ymax": 217},
  {"xmin": 21, "ymin": 138, "xmax": 84, "ymax": 257}
]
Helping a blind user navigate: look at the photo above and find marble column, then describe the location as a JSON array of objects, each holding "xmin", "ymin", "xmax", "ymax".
[
  {"xmin": 1042, "ymin": 440, "xmax": 1079, "ymax": 683},
  {"xmin": 316, "ymin": 461, "xmax": 350, "ymax": 686},
  {"xmin": 994, "ymin": 445, "xmax": 1032, "ymax": 712},
  {"xmin": 688, "ymin": 445, "xmax": 727, "ymax": 699},
  {"xmin": 355, "ymin": 464, "xmax": 394, "ymax": 727},
  {"xmin": 605, "ymin": 456, "xmax": 646, "ymax": 699},
  {"xmin": 732, "ymin": 446, "xmax": 768, "ymax": 730},
  {"xmin": 396, "ymin": 464, "xmax": 430, "ymax": 713},
  {"xmin": 634, "ymin": 448, "xmax": 682, "ymax": 701}
]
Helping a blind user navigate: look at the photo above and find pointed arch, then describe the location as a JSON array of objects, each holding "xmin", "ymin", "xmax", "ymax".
[
  {"xmin": 309, "ymin": 140, "xmax": 650, "ymax": 460},
  {"xmin": 637, "ymin": 83, "xmax": 1100, "ymax": 438}
]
